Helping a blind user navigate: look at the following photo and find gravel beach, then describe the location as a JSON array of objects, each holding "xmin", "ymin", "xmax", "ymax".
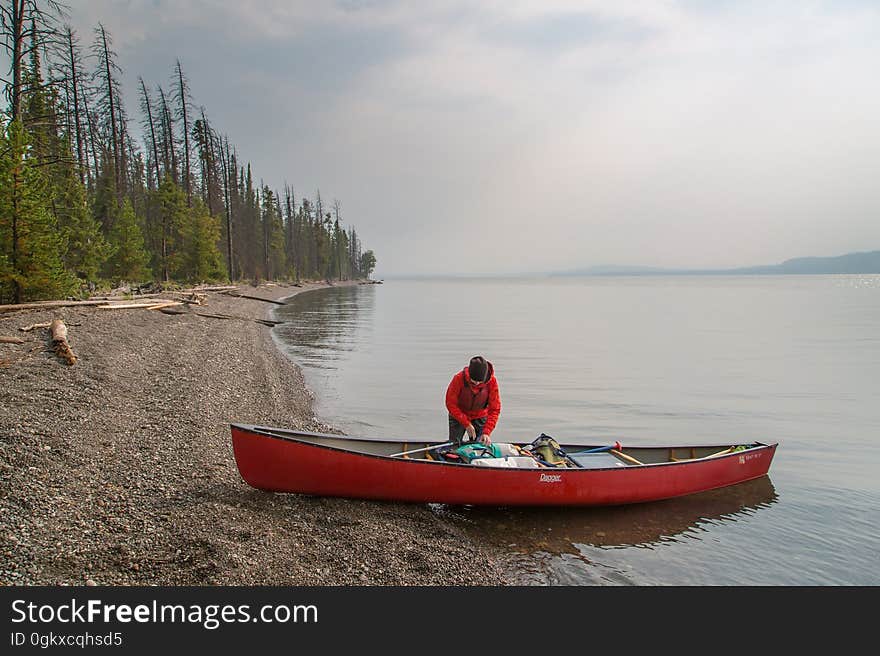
[{"xmin": 0, "ymin": 282, "xmax": 511, "ymax": 586}]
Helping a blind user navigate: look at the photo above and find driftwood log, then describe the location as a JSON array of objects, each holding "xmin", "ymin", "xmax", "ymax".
[
  {"xmin": 145, "ymin": 300, "xmax": 184, "ymax": 311},
  {"xmin": 97, "ymin": 300, "xmax": 183, "ymax": 310},
  {"xmin": 159, "ymin": 307, "xmax": 281, "ymax": 327},
  {"xmin": 19, "ymin": 322, "xmax": 52, "ymax": 332},
  {"xmin": 221, "ymin": 291, "xmax": 287, "ymax": 305},
  {"xmin": 88, "ymin": 291, "xmax": 205, "ymax": 305},
  {"xmin": 50, "ymin": 318, "xmax": 77, "ymax": 365},
  {"xmin": 0, "ymin": 300, "xmax": 107, "ymax": 313},
  {"xmin": 0, "ymin": 336, "xmax": 25, "ymax": 344}
]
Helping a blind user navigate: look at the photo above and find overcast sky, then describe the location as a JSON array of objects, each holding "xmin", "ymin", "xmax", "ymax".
[{"xmin": 64, "ymin": 1, "xmax": 880, "ymax": 277}]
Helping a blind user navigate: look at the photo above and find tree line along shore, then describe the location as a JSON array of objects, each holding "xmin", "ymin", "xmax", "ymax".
[{"xmin": 1, "ymin": 2, "xmax": 377, "ymax": 307}]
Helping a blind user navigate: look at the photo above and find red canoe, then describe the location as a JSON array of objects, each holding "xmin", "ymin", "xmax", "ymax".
[{"xmin": 230, "ymin": 424, "xmax": 777, "ymax": 507}]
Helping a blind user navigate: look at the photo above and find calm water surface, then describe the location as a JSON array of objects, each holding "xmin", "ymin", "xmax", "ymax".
[{"xmin": 271, "ymin": 275, "xmax": 880, "ymax": 585}]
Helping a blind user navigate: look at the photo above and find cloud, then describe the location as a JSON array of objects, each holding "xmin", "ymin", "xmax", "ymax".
[{"xmin": 60, "ymin": 1, "xmax": 880, "ymax": 275}]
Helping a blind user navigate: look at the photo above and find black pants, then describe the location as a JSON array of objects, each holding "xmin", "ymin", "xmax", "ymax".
[{"xmin": 448, "ymin": 415, "xmax": 486, "ymax": 444}]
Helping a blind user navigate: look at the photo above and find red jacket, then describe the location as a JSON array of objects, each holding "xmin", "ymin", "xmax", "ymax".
[{"xmin": 445, "ymin": 362, "xmax": 501, "ymax": 436}]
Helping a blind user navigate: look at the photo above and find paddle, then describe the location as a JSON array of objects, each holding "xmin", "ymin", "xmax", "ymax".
[
  {"xmin": 608, "ymin": 449, "xmax": 644, "ymax": 466},
  {"xmin": 389, "ymin": 441, "xmax": 454, "ymax": 458},
  {"xmin": 567, "ymin": 441, "xmax": 645, "ymax": 466},
  {"xmin": 568, "ymin": 441, "xmax": 623, "ymax": 456}
]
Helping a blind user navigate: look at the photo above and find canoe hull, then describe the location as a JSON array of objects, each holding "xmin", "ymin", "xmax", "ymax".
[{"xmin": 230, "ymin": 424, "xmax": 777, "ymax": 507}]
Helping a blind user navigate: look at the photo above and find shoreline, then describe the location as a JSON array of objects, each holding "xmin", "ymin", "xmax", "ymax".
[{"xmin": 0, "ymin": 281, "xmax": 511, "ymax": 585}]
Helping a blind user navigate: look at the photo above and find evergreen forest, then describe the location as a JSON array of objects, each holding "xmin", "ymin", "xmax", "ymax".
[{"xmin": 1, "ymin": 1, "xmax": 377, "ymax": 304}]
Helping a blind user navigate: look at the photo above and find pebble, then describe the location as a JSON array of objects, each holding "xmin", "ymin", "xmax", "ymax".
[{"xmin": 0, "ymin": 284, "xmax": 511, "ymax": 586}]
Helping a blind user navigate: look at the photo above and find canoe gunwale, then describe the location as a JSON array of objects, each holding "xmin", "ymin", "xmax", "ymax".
[{"xmin": 231, "ymin": 423, "xmax": 777, "ymax": 472}]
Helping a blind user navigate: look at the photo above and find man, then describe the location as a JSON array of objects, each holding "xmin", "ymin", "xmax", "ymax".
[{"xmin": 445, "ymin": 355, "xmax": 501, "ymax": 445}]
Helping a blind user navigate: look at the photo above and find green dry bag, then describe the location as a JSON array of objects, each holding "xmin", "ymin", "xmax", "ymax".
[{"xmin": 455, "ymin": 441, "xmax": 501, "ymax": 463}]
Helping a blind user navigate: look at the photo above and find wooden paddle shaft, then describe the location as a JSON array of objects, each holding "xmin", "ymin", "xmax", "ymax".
[
  {"xmin": 389, "ymin": 442, "xmax": 453, "ymax": 458},
  {"xmin": 609, "ymin": 449, "xmax": 643, "ymax": 466}
]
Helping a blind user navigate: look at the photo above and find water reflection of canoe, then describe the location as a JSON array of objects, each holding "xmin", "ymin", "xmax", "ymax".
[
  {"xmin": 440, "ymin": 475, "xmax": 779, "ymax": 552},
  {"xmin": 230, "ymin": 424, "xmax": 778, "ymax": 507}
]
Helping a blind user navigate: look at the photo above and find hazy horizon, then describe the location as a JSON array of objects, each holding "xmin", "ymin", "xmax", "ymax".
[
  {"xmin": 63, "ymin": 1, "xmax": 880, "ymax": 278},
  {"xmin": 375, "ymin": 247, "xmax": 880, "ymax": 279}
]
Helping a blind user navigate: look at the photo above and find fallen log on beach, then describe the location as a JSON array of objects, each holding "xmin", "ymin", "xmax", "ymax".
[
  {"xmin": 0, "ymin": 336, "xmax": 25, "ymax": 344},
  {"xmin": 145, "ymin": 301, "xmax": 185, "ymax": 311},
  {"xmin": 88, "ymin": 291, "xmax": 206, "ymax": 305},
  {"xmin": 97, "ymin": 300, "xmax": 183, "ymax": 310},
  {"xmin": 0, "ymin": 300, "xmax": 107, "ymax": 313},
  {"xmin": 159, "ymin": 307, "xmax": 281, "ymax": 327},
  {"xmin": 221, "ymin": 291, "xmax": 287, "ymax": 305},
  {"xmin": 19, "ymin": 322, "xmax": 52, "ymax": 332},
  {"xmin": 50, "ymin": 318, "xmax": 77, "ymax": 365}
]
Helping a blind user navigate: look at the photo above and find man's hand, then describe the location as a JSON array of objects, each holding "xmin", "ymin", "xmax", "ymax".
[
  {"xmin": 465, "ymin": 423, "xmax": 477, "ymax": 440},
  {"xmin": 480, "ymin": 433, "xmax": 492, "ymax": 446}
]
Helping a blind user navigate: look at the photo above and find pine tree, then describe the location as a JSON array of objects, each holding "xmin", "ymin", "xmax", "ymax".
[
  {"xmin": 332, "ymin": 199, "xmax": 347, "ymax": 280},
  {"xmin": 104, "ymin": 198, "xmax": 149, "ymax": 284},
  {"xmin": 92, "ymin": 23, "xmax": 126, "ymax": 204},
  {"xmin": 0, "ymin": 121, "xmax": 76, "ymax": 303},
  {"xmin": 264, "ymin": 187, "xmax": 285, "ymax": 279},
  {"xmin": 171, "ymin": 199, "xmax": 223, "ymax": 282},
  {"xmin": 172, "ymin": 60, "xmax": 193, "ymax": 206},
  {"xmin": 283, "ymin": 185, "xmax": 297, "ymax": 280},
  {"xmin": 359, "ymin": 250, "xmax": 377, "ymax": 279},
  {"xmin": 91, "ymin": 154, "xmax": 118, "ymax": 232},
  {"xmin": 298, "ymin": 198, "xmax": 313, "ymax": 278},
  {"xmin": 1, "ymin": 0, "xmax": 64, "ymax": 125},
  {"xmin": 63, "ymin": 25, "xmax": 88, "ymax": 185},
  {"xmin": 218, "ymin": 135, "xmax": 234, "ymax": 279},
  {"xmin": 21, "ymin": 39, "xmax": 112, "ymax": 291},
  {"xmin": 3, "ymin": 2, "xmax": 377, "ymax": 296},
  {"xmin": 156, "ymin": 85, "xmax": 177, "ymax": 184},
  {"xmin": 138, "ymin": 76, "xmax": 161, "ymax": 186},
  {"xmin": 155, "ymin": 175, "xmax": 187, "ymax": 281},
  {"xmin": 241, "ymin": 163, "xmax": 258, "ymax": 279},
  {"xmin": 57, "ymin": 169, "xmax": 111, "ymax": 287}
]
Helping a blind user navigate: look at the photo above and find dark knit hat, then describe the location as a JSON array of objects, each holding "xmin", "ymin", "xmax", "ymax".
[{"xmin": 468, "ymin": 356, "xmax": 488, "ymax": 383}]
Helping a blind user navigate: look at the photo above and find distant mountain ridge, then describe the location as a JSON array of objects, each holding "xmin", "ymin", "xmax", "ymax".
[{"xmin": 556, "ymin": 250, "xmax": 880, "ymax": 276}]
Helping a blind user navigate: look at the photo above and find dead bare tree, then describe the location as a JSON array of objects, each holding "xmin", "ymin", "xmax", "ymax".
[
  {"xmin": 172, "ymin": 59, "xmax": 192, "ymax": 206},
  {"xmin": 91, "ymin": 22, "xmax": 125, "ymax": 203},
  {"xmin": 1, "ymin": 1, "xmax": 66, "ymax": 123},
  {"xmin": 60, "ymin": 24, "xmax": 86, "ymax": 184},
  {"xmin": 156, "ymin": 83, "xmax": 177, "ymax": 184},
  {"xmin": 138, "ymin": 76, "xmax": 161, "ymax": 186}
]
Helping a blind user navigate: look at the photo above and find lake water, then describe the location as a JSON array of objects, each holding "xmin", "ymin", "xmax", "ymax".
[{"xmin": 271, "ymin": 275, "xmax": 880, "ymax": 585}]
